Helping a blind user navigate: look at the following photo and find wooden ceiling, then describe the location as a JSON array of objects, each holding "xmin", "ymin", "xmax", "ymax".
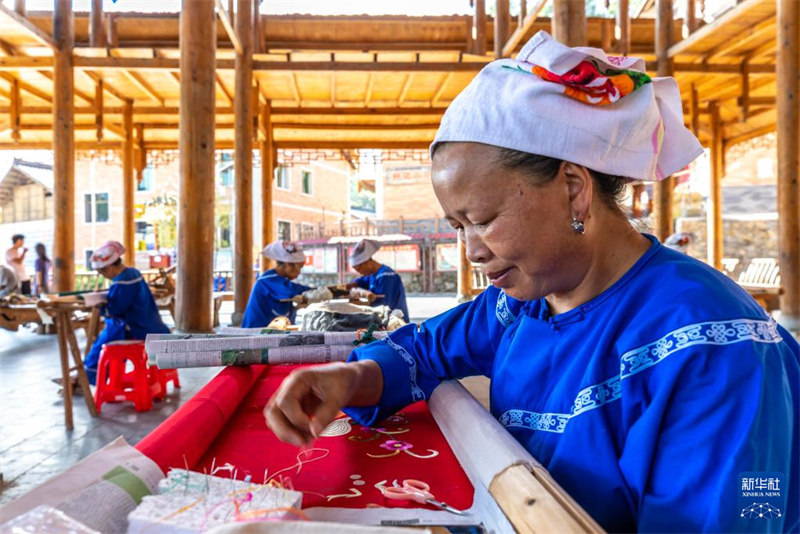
[{"xmin": 0, "ymin": 1, "xmax": 778, "ymax": 151}]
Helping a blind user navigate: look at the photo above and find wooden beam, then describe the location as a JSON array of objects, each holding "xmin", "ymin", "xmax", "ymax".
[
  {"xmin": 0, "ymin": 72, "xmax": 50, "ymax": 104},
  {"xmin": 0, "ymin": 3, "xmax": 56, "ymax": 49},
  {"xmin": 271, "ymin": 122, "xmax": 440, "ymax": 131},
  {"xmin": 364, "ymin": 73, "xmax": 374, "ymax": 105},
  {"xmin": 617, "ymin": 0, "xmax": 630, "ymax": 55},
  {"xmin": 53, "ymin": 0, "xmax": 74, "ymax": 292},
  {"xmin": 233, "ymin": 0, "xmax": 253, "ymax": 323},
  {"xmin": 502, "ymin": 0, "xmax": 547, "ymax": 56},
  {"xmin": 135, "ymin": 123, "xmax": 146, "ymax": 183},
  {"xmin": 724, "ymin": 123, "xmax": 776, "ymax": 148},
  {"xmin": 432, "ymin": 72, "xmax": 454, "ymax": 106},
  {"xmin": 472, "ymin": 0, "xmax": 487, "ymax": 56},
  {"xmin": 703, "ymin": 15, "xmax": 775, "ymax": 61},
  {"xmin": 494, "ymin": 0, "xmax": 510, "ymax": 59},
  {"xmin": 0, "ymin": 56, "xmax": 52, "ymax": 68},
  {"xmin": 685, "ymin": 0, "xmax": 697, "ymax": 34},
  {"xmin": 84, "ymin": 70, "xmax": 127, "ymax": 103},
  {"xmin": 654, "ymin": 0, "xmax": 674, "ymax": 242},
  {"xmin": 94, "ymin": 78, "xmax": 103, "ymax": 141},
  {"xmin": 14, "ymin": 0, "xmax": 24, "ymax": 17},
  {"xmin": 290, "ymin": 72, "xmax": 301, "ymax": 105},
  {"xmin": 776, "ymin": 0, "xmax": 799, "ymax": 325},
  {"xmin": 215, "ymin": 73, "xmax": 233, "ymax": 105},
  {"xmin": 690, "ymin": 83, "xmax": 699, "ymax": 135},
  {"xmin": 330, "ymin": 71, "xmax": 336, "ymax": 106},
  {"xmin": 272, "ymin": 140, "xmax": 433, "ymax": 149},
  {"xmin": 105, "ymin": 13, "xmax": 117, "ymax": 47},
  {"xmin": 123, "ymin": 70, "xmax": 163, "ymax": 105},
  {"xmin": 708, "ymin": 101, "xmax": 723, "ymax": 269},
  {"xmin": 253, "ymin": 0, "xmax": 262, "ymax": 55},
  {"xmin": 36, "ymin": 70, "xmax": 94, "ymax": 105},
  {"xmin": 552, "ymin": 0, "xmax": 587, "ymax": 46},
  {"xmin": 668, "ymin": 0, "xmax": 764, "ymax": 57},
  {"xmin": 10, "ymin": 78, "xmax": 20, "ymax": 142},
  {"xmin": 739, "ymin": 61, "xmax": 750, "ymax": 121},
  {"xmin": 215, "ymin": 0, "xmax": 243, "ymax": 56},
  {"xmin": 122, "ymin": 100, "xmax": 134, "ymax": 266},
  {"xmin": 397, "ymin": 74, "xmax": 413, "ymax": 106},
  {"xmin": 260, "ymin": 104, "xmax": 274, "ymax": 270},
  {"xmin": 90, "ymin": 0, "xmax": 104, "ymax": 47},
  {"xmin": 177, "ymin": 0, "xmax": 216, "ymax": 332}
]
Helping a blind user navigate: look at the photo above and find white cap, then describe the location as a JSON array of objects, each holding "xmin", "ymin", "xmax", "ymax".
[
  {"xmin": 431, "ymin": 31, "xmax": 703, "ymax": 182},
  {"xmin": 91, "ymin": 241, "xmax": 125, "ymax": 269},
  {"xmin": 349, "ymin": 239, "xmax": 380, "ymax": 267},
  {"xmin": 262, "ymin": 240, "xmax": 306, "ymax": 263}
]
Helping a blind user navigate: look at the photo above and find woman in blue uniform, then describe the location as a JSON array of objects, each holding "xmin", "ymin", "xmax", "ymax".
[
  {"xmin": 242, "ymin": 240, "xmax": 313, "ymax": 328},
  {"xmin": 262, "ymin": 33, "xmax": 799, "ymax": 533},
  {"xmin": 83, "ymin": 241, "xmax": 170, "ymax": 385},
  {"xmin": 346, "ymin": 239, "xmax": 410, "ymax": 322}
]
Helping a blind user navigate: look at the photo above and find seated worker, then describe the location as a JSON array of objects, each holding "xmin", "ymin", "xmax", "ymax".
[
  {"xmin": 346, "ymin": 239, "xmax": 410, "ymax": 322},
  {"xmin": 73, "ymin": 241, "xmax": 170, "ymax": 386},
  {"xmin": 242, "ymin": 241, "xmax": 314, "ymax": 328},
  {"xmin": 263, "ymin": 33, "xmax": 799, "ymax": 533}
]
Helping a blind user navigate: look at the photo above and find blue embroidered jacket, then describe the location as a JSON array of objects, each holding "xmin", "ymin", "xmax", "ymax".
[
  {"xmin": 352, "ymin": 264, "xmax": 410, "ymax": 322},
  {"xmin": 84, "ymin": 267, "xmax": 169, "ymax": 378},
  {"xmin": 241, "ymin": 269, "xmax": 312, "ymax": 327},
  {"xmin": 345, "ymin": 236, "xmax": 800, "ymax": 533}
]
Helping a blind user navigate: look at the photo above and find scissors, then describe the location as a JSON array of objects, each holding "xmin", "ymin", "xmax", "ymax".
[{"xmin": 380, "ymin": 479, "xmax": 468, "ymax": 516}]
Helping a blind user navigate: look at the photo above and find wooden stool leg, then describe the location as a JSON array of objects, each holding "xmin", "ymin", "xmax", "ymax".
[
  {"xmin": 56, "ymin": 313, "xmax": 74, "ymax": 430},
  {"xmin": 64, "ymin": 315, "xmax": 98, "ymax": 417}
]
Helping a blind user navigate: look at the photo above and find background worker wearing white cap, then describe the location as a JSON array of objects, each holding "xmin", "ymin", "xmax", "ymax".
[
  {"xmin": 242, "ymin": 240, "xmax": 316, "ymax": 328},
  {"xmin": 346, "ymin": 239, "xmax": 409, "ymax": 322},
  {"xmin": 69, "ymin": 240, "xmax": 169, "ymax": 386},
  {"xmin": 264, "ymin": 32, "xmax": 799, "ymax": 533}
]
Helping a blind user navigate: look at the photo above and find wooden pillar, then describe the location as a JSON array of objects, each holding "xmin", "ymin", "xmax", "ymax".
[
  {"xmin": 653, "ymin": 0, "xmax": 674, "ymax": 242},
  {"xmin": 122, "ymin": 100, "xmax": 134, "ymax": 266},
  {"xmin": 494, "ymin": 0, "xmax": 510, "ymax": 59},
  {"xmin": 233, "ymin": 0, "xmax": 253, "ymax": 324},
  {"xmin": 457, "ymin": 236, "xmax": 472, "ymax": 303},
  {"xmin": 686, "ymin": 0, "xmax": 697, "ymax": 34},
  {"xmin": 552, "ymin": 0, "xmax": 587, "ymax": 47},
  {"xmin": 777, "ymin": 0, "xmax": 800, "ymax": 328},
  {"xmin": 707, "ymin": 102, "xmax": 723, "ymax": 269},
  {"xmin": 177, "ymin": 0, "xmax": 216, "ymax": 332},
  {"xmin": 252, "ymin": 0, "xmax": 261, "ymax": 55},
  {"xmin": 260, "ymin": 104, "xmax": 274, "ymax": 272},
  {"xmin": 616, "ymin": 0, "xmax": 630, "ymax": 55},
  {"xmin": 14, "ymin": 0, "xmax": 24, "ymax": 16},
  {"xmin": 135, "ymin": 124, "xmax": 146, "ymax": 183},
  {"xmin": 53, "ymin": 0, "xmax": 74, "ymax": 292},
  {"xmin": 472, "ymin": 0, "xmax": 487, "ymax": 56},
  {"xmin": 90, "ymin": 0, "xmax": 104, "ymax": 47}
]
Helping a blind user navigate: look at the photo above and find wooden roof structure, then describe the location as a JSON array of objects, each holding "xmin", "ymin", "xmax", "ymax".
[{"xmin": 0, "ymin": 0, "xmax": 795, "ymax": 334}]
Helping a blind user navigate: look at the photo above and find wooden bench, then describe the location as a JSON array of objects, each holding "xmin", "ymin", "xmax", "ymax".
[
  {"xmin": 213, "ymin": 291, "xmax": 234, "ymax": 327},
  {"xmin": 737, "ymin": 258, "xmax": 782, "ymax": 312}
]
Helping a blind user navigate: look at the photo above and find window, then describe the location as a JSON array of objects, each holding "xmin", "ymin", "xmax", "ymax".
[
  {"xmin": 84, "ymin": 192, "xmax": 109, "ymax": 223},
  {"xmin": 301, "ymin": 170, "xmax": 313, "ymax": 195},
  {"xmin": 275, "ymin": 166, "xmax": 290, "ymax": 190},
  {"xmin": 300, "ymin": 222, "xmax": 316, "ymax": 239},
  {"xmin": 137, "ymin": 165, "xmax": 155, "ymax": 191},
  {"xmin": 277, "ymin": 220, "xmax": 292, "ymax": 241},
  {"xmin": 84, "ymin": 250, "xmax": 94, "ymax": 270}
]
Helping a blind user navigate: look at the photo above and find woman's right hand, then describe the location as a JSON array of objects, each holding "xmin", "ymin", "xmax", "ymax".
[{"xmin": 263, "ymin": 360, "xmax": 382, "ymax": 446}]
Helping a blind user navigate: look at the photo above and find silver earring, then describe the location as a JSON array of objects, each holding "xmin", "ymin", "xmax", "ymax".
[{"xmin": 571, "ymin": 218, "xmax": 585, "ymax": 234}]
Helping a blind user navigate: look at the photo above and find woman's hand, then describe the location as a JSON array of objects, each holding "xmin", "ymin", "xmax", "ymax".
[{"xmin": 264, "ymin": 360, "xmax": 382, "ymax": 446}]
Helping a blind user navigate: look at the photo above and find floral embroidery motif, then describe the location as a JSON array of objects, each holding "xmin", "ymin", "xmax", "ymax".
[
  {"xmin": 495, "ymin": 291, "xmax": 516, "ymax": 328},
  {"xmin": 505, "ymin": 59, "xmax": 651, "ymax": 106},
  {"xmin": 367, "ymin": 439, "xmax": 439, "ymax": 459},
  {"xmin": 499, "ymin": 318, "xmax": 783, "ymax": 434}
]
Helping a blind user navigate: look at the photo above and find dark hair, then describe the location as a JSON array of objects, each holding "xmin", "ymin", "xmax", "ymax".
[
  {"xmin": 112, "ymin": 258, "xmax": 122, "ymax": 267},
  {"xmin": 432, "ymin": 142, "xmax": 629, "ymax": 213},
  {"xmin": 492, "ymin": 148, "xmax": 628, "ymax": 213},
  {"xmin": 11, "ymin": 234, "xmax": 24, "ymax": 244},
  {"xmin": 35, "ymin": 243, "xmax": 48, "ymax": 260}
]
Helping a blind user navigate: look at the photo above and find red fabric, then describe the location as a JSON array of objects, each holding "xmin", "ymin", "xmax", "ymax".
[
  {"xmin": 138, "ymin": 364, "xmax": 474, "ymax": 512},
  {"xmin": 135, "ymin": 365, "xmax": 266, "ymax": 473}
]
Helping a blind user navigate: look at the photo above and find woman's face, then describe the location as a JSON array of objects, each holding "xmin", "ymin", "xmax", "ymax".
[{"xmin": 432, "ymin": 143, "xmax": 586, "ymax": 301}]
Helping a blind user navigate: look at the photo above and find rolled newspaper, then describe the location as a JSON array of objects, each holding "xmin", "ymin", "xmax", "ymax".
[
  {"xmin": 155, "ymin": 343, "xmax": 356, "ymax": 369},
  {"xmin": 145, "ymin": 331, "xmax": 388, "ymax": 354}
]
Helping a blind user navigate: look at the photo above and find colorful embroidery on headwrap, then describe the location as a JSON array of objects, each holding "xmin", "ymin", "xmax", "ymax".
[{"xmin": 505, "ymin": 59, "xmax": 651, "ymax": 106}]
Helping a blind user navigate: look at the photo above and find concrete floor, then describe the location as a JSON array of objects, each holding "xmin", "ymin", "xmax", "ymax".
[{"xmin": 0, "ymin": 295, "xmax": 464, "ymax": 506}]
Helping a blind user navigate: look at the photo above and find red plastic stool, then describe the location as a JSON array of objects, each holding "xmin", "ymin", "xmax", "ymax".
[
  {"xmin": 147, "ymin": 365, "xmax": 181, "ymax": 402},
  {"xmin": 94, "ymin": 340, "xmax": 162, "ymax": 413}
]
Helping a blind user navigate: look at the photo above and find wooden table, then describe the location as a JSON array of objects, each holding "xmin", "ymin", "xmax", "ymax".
[
  {"xmin": 0, "ymin": 303, "xmax": 44, "ymax": 332},
  {"xmin": 212, "ymin": 291, "xmax": 234, "ymax": 327},
  {"xmin": 36, "ymin": 300, "xmax": 103, "ymax": 429}
]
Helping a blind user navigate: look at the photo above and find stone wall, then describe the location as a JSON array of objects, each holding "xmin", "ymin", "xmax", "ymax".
[{"xmin": 675, "ymin": 215, "xmax": 779, "ymax": 275}]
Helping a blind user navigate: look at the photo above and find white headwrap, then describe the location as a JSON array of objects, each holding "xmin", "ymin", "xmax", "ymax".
[
  {"xmin": 349, "ymin": 239, "xmax": 381, "ymax": 266},
  {"xmin": 262, "ymin": 240, "xmax": 306, "ymax": 263},
  {"xmin": 91, "ymin": 241, "xmax": 125, "ymax": 269},
  {"xmin": 431, "ymin": 31, "xmax": 703, "ymax": 181}
]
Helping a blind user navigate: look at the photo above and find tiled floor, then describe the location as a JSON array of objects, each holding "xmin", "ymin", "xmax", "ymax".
[{"xmin": 0, "ymin": 295, "xmax": 464, "ymax": 506}]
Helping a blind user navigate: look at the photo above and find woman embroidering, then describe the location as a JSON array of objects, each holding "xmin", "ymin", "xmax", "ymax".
[{"xmin": 263, "ymin": 32, "xmax": 799, "ymax": 532}]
